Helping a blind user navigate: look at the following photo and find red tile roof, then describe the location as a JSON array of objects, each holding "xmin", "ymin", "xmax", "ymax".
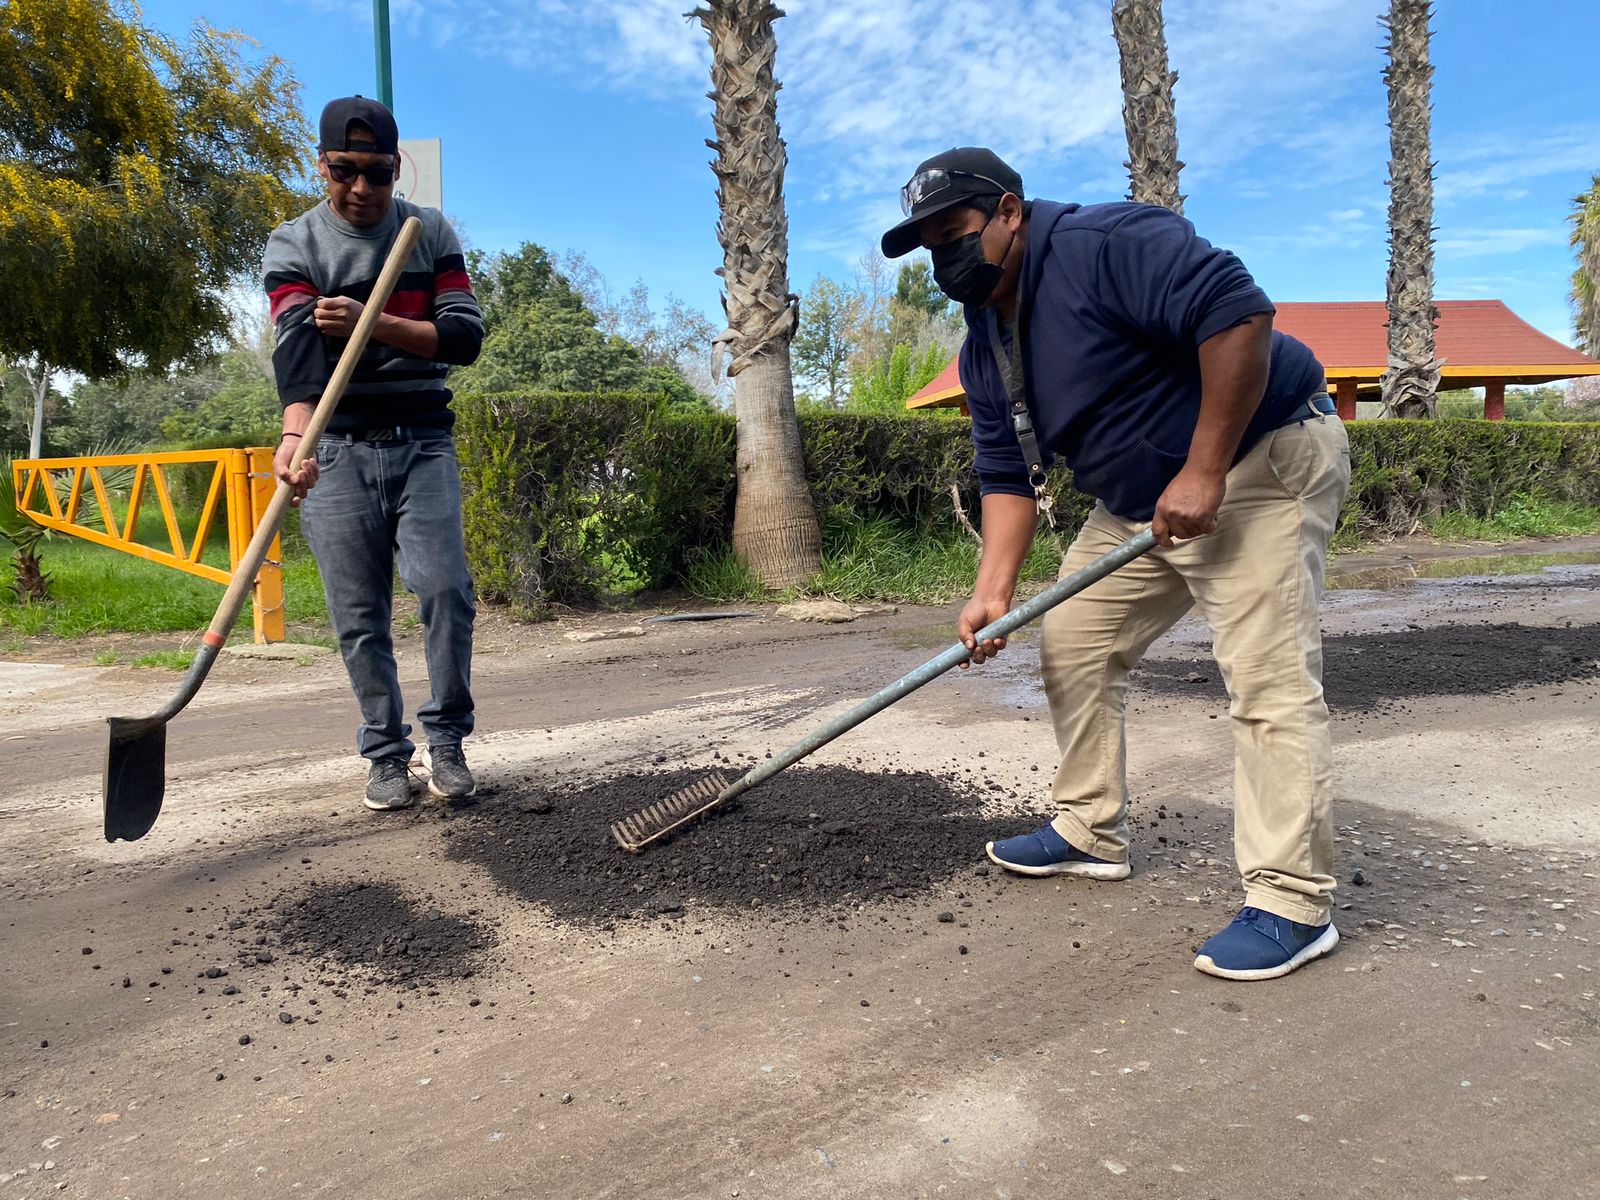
[
  {"xmin": 1275, "ymin": 300, "xmax": 1598, "ymax": 375},
  {"xmin": 907, "ymin": 299, "xmax": 1600, "ymax": 408}
]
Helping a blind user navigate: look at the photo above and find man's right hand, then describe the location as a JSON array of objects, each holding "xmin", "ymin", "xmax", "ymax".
[
  {"xmin": 274, "ymin": 436, "xmax": 320, "ymax": 506},
  {"xmin": 958, "ymin": 594, "xmax": 1013, "ymax": 669}
]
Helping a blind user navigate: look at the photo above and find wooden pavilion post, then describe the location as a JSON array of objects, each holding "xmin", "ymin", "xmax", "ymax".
[
  {"xmin": 1483, "ymin": 380, "xmax": 1506, "ymax": 421},
  {"xmin": 1334, "ymin": 379, "xmax": 1359, "ymax": 421}
]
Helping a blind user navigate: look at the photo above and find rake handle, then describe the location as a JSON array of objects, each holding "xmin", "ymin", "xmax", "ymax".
[
  {"xmin": 718, "ymin": 528, "xmax": 1157, "ymax": 803},
  {"xmin": 202, "ymin": 216, "xmax": 423, "ymax": 656}
]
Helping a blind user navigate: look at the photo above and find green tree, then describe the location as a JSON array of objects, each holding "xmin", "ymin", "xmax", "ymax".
[
  {"xmin": 0, "ymin": 0, "xmax": 312, "ymax": 453},
  {"xmin": 58, "ymin": 369, "xmax": 212, "ymax": 450},
  {"xmin": 469, "ymin": 243, "xmax": 584, "ymax": 333},
  {"xmin": 792, "ymin": 276, "xmax": 861, "ymax": 407},
  {"xmin": 158, "ymin": 339, "xmax": 279, "ymax": 445},
  {"xmin": 461, "ymin": 242, "xmax": 711, "ymax": 400},
  {"xmin": 846, "ymin": 343, "xmax": 948, "ymax": 414},
  {"xmin": 886, "ymin": 261, "xmax": 949, "ymax": 348}
]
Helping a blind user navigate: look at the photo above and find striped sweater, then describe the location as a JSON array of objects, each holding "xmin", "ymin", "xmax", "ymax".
[{"xmin": 263, "ymin": 197, "xmax": 484, "ymax": 431}]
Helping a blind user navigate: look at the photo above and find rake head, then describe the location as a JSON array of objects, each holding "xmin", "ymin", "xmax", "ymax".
[{"xmin": 611, "ymin": 771, "xmax": 733, "ymax": 853}]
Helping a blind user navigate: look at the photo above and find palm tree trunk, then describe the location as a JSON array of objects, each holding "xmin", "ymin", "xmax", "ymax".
[
  {"xmin": 1571, "ymin": 176, "xmax": 1600, "ymax": 356},
  {"xmin": 1111, "ymin": 0, "xmax": 1184, "ymax": 213},
  {"xmin": 695, "ymin": 0, "xmax": 821, "ymax": 589},
  {"xmin": 1380, "ymin": 0, "xmax": 1441, "ymax": 419}
]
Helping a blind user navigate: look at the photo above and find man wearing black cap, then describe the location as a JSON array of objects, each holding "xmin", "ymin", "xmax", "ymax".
[
  {"xmin": 263, "ymin": 97, "xmax": 485, "ymax": 812},
  {"xmin": 883, "ymin": 149, "xmax": 1350, "ymax": 981}
]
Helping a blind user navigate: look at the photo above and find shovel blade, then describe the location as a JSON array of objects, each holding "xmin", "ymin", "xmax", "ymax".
[{"xmin": 104, "ymin": 715, "xmax": 168, "ymax": 843}]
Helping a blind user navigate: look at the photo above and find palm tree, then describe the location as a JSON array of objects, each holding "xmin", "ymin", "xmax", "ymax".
[
  {"xmin": 1111, "ymin": 0, "xmax": 1184, "ymax": 213},
  {"xmin": 693, "ymin": 0, "xmax": 821, "ymax": 588},
  {"xmin": 1571, "ymin": 175, "xmax": 1600, "ymax": 356},
  {"xmin": 1379, "ymin": 0, "xmax": 1441, "ymax": 419}
]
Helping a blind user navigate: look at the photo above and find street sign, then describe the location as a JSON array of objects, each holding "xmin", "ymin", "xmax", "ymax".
[{"xmin": 396, "ymin": 139, "xmax": 442, "ymax": 209}]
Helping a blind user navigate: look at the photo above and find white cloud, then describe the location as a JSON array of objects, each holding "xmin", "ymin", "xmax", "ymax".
[
  {"xmin": 1435, "ymin": 127, "xmax": 1600, "ymax": 206},
  {"xmin": 1437, "ymin": 227, "xmax": 1567, "ymax": 257},
  {"xmin": 299, "ymin": 0, "xmax": 1588, "ymax": 310}
]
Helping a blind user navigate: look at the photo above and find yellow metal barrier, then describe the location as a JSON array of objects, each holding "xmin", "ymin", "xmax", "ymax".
[{"xmin": 12, "ymin": 448, "xmax": 286, "ymax": 643}]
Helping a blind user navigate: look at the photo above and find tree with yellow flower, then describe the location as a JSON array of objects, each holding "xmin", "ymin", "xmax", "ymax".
[{"xmin": 0, "ymin": 0, "xmax": 313, "ymax": 454}]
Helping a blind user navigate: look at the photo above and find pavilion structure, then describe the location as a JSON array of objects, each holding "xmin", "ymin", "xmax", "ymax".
[{"xmin": 905, "ymin": 299, "xmax": 1600, "ymax": 420}]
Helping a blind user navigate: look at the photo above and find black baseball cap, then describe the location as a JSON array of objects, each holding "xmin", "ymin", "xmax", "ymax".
[
  {"xmin": 318, "ymin": 96, "xmax": 399, "ymax": 156},
  {"xmin": 881, "ymin": 148, "xmax": 1024, "ymax": 258}
]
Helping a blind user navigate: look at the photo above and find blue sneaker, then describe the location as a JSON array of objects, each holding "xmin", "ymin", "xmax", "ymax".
[
  {"xmin": 1193, "ymin": 907, "xmax": 1339, "ymax": 981},
  {"xmin": 984, "ymin": 823, "xmax": 1130, "ymax": 880}
]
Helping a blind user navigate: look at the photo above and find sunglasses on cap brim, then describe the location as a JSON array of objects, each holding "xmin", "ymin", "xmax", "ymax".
[
  {"xmin": 900, "ymin": 167, "xmax": 1008, "ymax": 216},
  {"xmin": 324, "ymin": 158, "xmax": 398, "ymax": 187}
]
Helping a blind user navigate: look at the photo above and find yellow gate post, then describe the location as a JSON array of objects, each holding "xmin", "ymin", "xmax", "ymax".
[
  {"xmin": 15, "ymin": 447, "xmax": 293, "ymax": 645},
  {"xmin": 239, "ymin": 449, "xmax": 285, "ymax": 643}
]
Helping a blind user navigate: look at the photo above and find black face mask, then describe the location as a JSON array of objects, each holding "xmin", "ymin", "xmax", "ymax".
[
  {"xmin": 934, "ymin": 219, "xmax": 1017, "ymax": 310},
  {"xmin": 930, "ymin": 223, "xmax": 1009, "ymax": 307}
]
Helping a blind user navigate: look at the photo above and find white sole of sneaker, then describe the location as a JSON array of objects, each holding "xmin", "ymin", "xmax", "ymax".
[
  {"xmin": 984, "ymin": 842, "xmax": 1131, "ymax": 880},
  {"xmin": 363, "ymin": 792, "xmax": 419, "ymax": 812},
  {"xmin": 420, "ymin": 747, "xmax": 476, "ymax": 800},
  {"xmin": 1193, "ymin": 922, "xmax": 1340, "ymax": 981}
]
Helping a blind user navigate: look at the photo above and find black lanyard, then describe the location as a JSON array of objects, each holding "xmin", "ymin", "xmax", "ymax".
[{"xmin": 985, "ymin": 311, "xmax": 1055, "ymax": 526}]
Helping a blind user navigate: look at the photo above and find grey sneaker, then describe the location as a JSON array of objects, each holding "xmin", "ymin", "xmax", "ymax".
[
  {"xmin": 364, "ymin": 756, "xmax": 418, "ymax": 811},
  {"xmin": 426, "ymin": 742, "xmax": 476, "ymax": 800}
]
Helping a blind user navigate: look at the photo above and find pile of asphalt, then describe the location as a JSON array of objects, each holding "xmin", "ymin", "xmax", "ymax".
[
  {"xmin": 439, "ymin": 764, "xmax": 1101, "ymax": 927},
  {"xmin": 1136, "ymin": 621, "xmax": 1600, "ymax": 713},
  {"xmin": 243, "ymin": 880, "xmax": 497, "ymax": 986}
]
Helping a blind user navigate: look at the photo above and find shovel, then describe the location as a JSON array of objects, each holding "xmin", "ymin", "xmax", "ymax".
[
  {"xmin": 610, "ymin": 527, "xmax": 1157, "ymax": 852},
  {"xmin": 103, "ymin": 216, "xmax": 424, "ymax": 843}
]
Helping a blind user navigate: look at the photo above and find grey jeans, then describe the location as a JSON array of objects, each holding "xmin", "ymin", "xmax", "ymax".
[{"xmin": 300, "ymin": 429, "xmax": 476, "ymax": 762}]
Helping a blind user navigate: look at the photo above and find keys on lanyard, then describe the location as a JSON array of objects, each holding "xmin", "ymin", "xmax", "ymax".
[{"xmin": 985, "ymin": 314, "xmax": 1055, "ymax": 529}]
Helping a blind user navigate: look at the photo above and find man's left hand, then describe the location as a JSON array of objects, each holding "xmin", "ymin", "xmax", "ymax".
[
  {"xmin": 1152, "ymin": 464, "xmax": 1226, "ymax": 547},
  {"xmin": 314, "ymin": 296, "xmax": 365, "ymax": 338}
]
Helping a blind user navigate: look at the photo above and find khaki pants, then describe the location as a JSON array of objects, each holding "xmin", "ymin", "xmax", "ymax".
[{"xmin": 1039, "ymin": 416, "xmax": 1352, "ymax": 924}]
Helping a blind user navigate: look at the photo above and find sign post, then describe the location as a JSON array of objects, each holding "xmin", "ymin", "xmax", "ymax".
[
  {"xmin": 374, "ymin": 0, "xmax": 394, "ymax": 110},
  {"xmin": 396, "ymin": 139, "xmax": 443, "ymax": 210}
]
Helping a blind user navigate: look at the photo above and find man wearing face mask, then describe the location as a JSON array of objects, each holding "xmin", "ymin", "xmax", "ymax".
[{"xmin": 881, "ymin": 148, "xmax": 1350, "ymax": 981}]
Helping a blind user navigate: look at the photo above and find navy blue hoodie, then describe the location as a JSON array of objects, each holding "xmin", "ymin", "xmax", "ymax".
[{"xmin": 957, "ymin": 200, "xmax": 1325, "ymax": 521}]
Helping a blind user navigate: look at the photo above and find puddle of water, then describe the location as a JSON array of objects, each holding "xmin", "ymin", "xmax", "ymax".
[
  {"xmin": 889, "ymin": 625, "xmax": 1040, "ymax": 651},
  {"xmin": 1328, "ymin": 550, "xmax": 1600, "ymax": 591}
]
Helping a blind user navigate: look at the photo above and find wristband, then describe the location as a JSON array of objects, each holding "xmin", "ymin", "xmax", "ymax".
[{"xmin": 280, "ymin": 432, "xmax": 303, "ymax": 441}]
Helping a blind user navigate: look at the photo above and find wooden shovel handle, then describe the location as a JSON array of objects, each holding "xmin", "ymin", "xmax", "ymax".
[{"xmin": 203, "ymin": 215, "xmax": 424, "ymax": 647}]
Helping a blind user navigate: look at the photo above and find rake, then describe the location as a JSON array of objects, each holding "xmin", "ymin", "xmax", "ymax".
[
  {"xmin": 102, "ymin": 216, "xmax": 423, "ymax": 843},
  {"xmin": 610, "ymin": 527, "xmax": 1157, "ymax": 852}
]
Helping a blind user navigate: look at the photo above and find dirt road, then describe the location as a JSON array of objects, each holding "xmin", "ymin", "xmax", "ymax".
[{"xmin": 2, "ymin": 538, "xmax": 1597, "ymax": 1199}]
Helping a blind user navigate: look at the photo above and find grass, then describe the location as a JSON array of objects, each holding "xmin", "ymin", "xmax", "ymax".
[
  {"xmin": 684, "ymin": 515, "xmax": 1066, "ymax": 605},
  {"xmin": 1424, "ymin": 496, "xmax": 1600, "ymax": 543},
  {"xmin": 132, "ymin": 649, "xmax": 194, "ymax": 671},
  {"xmin": 0, "ymin": 530, "xmax": 328, "ymax": 640},
  {"xmin": 8, "ymin": 494, "xmax": 1600, "ymax": 640}
]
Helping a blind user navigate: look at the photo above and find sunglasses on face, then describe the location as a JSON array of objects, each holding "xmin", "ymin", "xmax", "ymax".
[
  {"xmin": 324, "ymin": 158, "xmax": 397, "ymax": 187},
  {"xmin": 900, "ymin": 167, "xmax": 1008, "ymax": 216}
]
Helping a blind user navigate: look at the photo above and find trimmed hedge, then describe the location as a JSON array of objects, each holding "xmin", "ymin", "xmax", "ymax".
[{"xmin": 452, "ymin": 391, "xmax": 1600, "ymax": 611}]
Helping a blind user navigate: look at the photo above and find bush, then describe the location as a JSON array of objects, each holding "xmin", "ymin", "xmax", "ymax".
[
  {"xmin": 1343, "ymin": 421, "xmax": 1600, "ymax": 540},
  {"xmin": 453, "ymin": 392, "xmax": 733, "ymax": 614},
  {"xmin": 453, "ymin": 393, "xmax": 1600, "ymax": 611}
]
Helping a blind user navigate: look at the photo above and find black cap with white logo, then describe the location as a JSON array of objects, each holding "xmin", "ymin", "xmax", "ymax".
[
  {"xmin": 881, "ymin": 147, "xmax": 1024, "ymax": 258},
  {"xmin": 318, "ymin": 96, "xmax": 399, "ymax": 156}
]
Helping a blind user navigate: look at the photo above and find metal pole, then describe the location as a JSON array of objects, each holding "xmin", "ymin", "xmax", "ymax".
[{"xmin": 373, "ymin": 0, "xmax": 394, "ymax": 111}]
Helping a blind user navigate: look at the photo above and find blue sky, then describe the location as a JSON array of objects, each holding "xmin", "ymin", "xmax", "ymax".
[{"xmin": 139, "ymin": 0, "xmax": 1599, "ymax": 345}]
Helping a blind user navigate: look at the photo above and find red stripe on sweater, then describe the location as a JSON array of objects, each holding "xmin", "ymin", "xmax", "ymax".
[
  {"xmin": 435, "ymin": 269, "xmax": 473, "ymax": 294},
  {"xmin": 384, "ymin": 289, "xmax": 433, "ymax": 321},
  {"xmin": 269, "ymin": 282, "xmax": 317, "ymax": 322}
]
